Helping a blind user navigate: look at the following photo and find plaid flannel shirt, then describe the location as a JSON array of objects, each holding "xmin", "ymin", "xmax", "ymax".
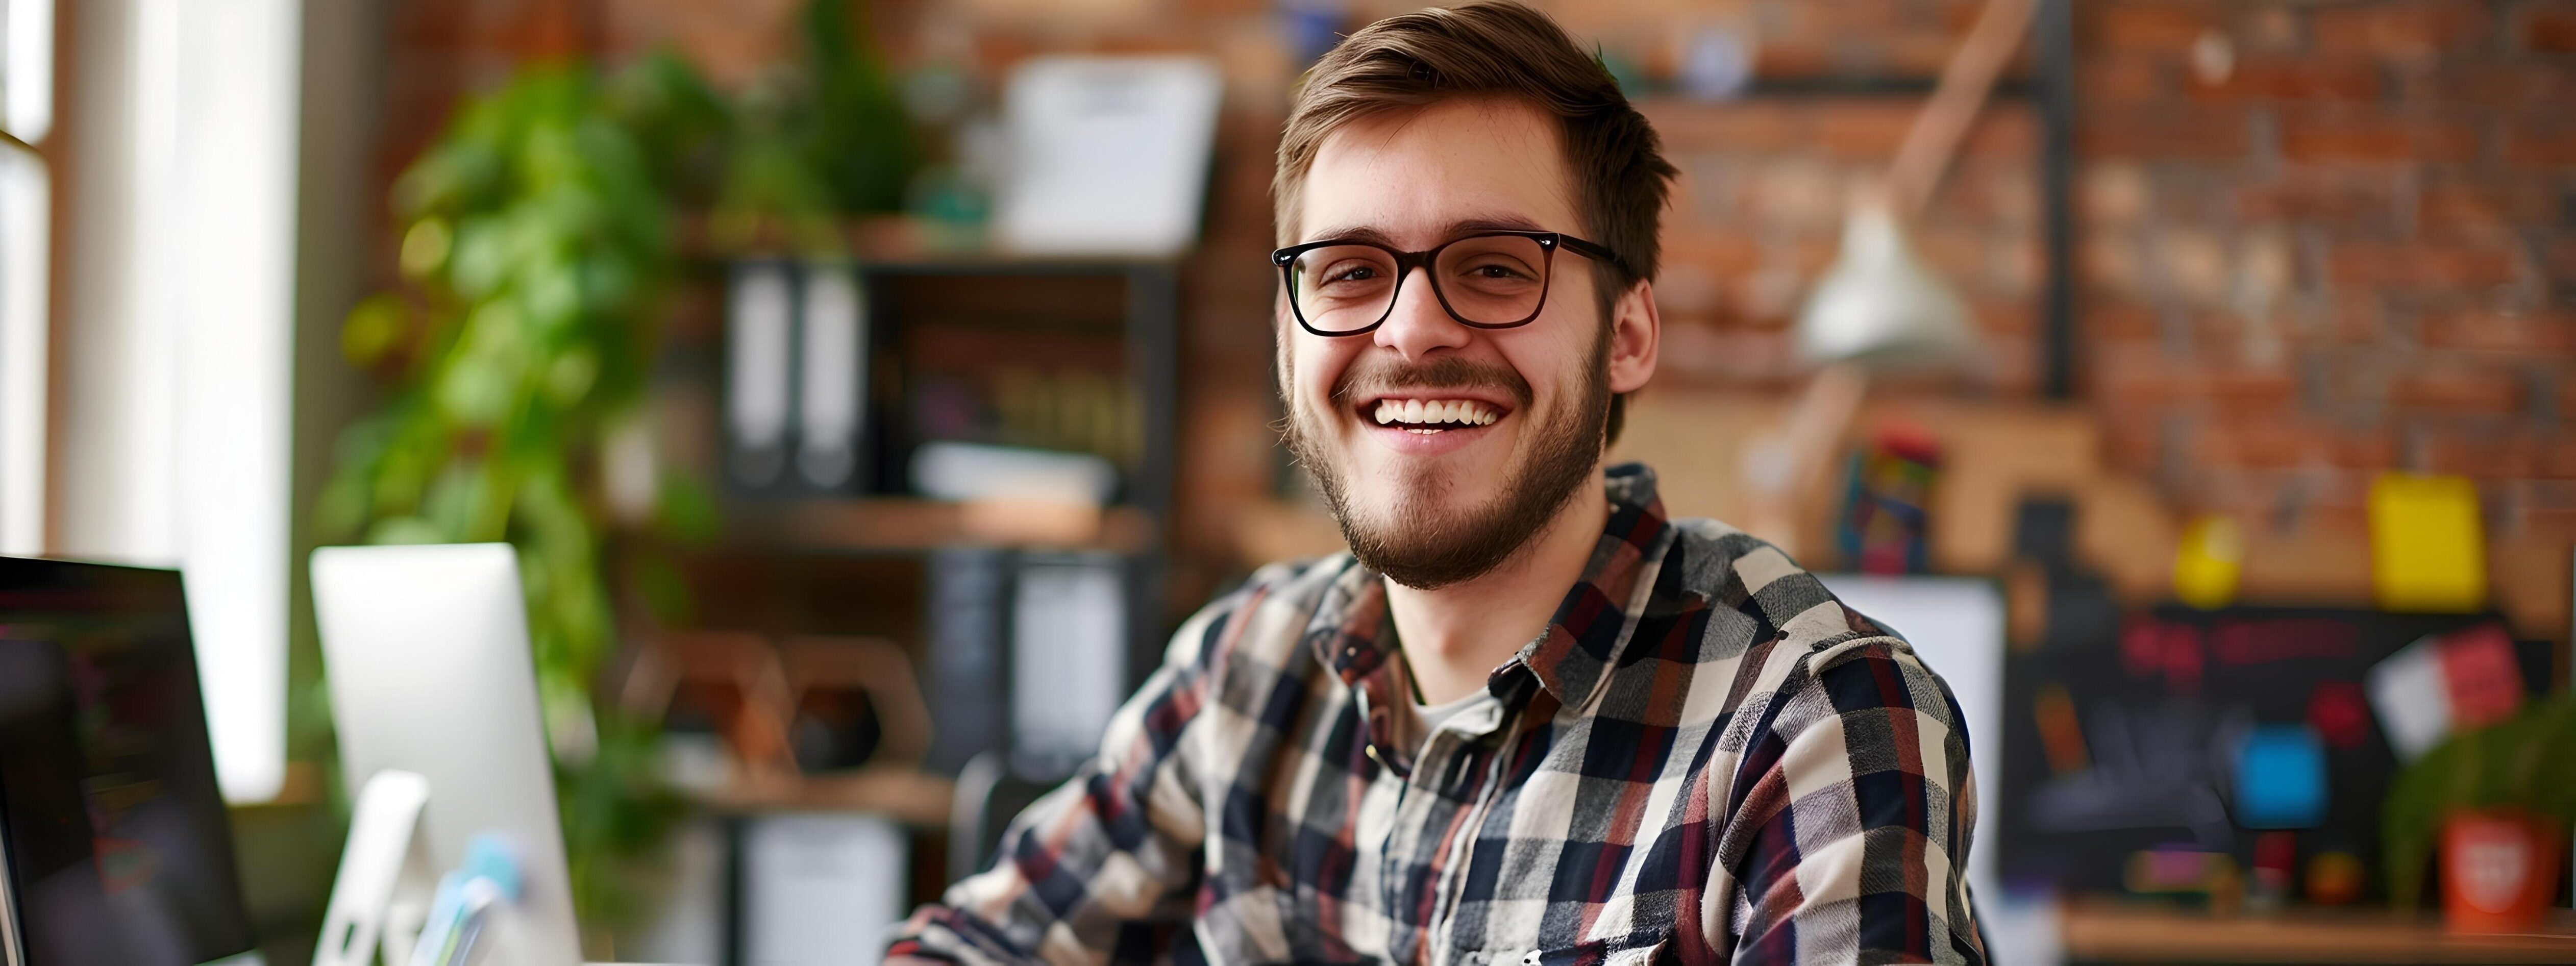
[{"xmin": 889, "ymin": 464, "xmax": 1984, "ymax": 965}]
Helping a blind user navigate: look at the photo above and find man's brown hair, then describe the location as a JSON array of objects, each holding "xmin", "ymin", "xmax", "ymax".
[{"xmin": 1273, "ymin": 0, "xmax": 1676, "ymax": 442}]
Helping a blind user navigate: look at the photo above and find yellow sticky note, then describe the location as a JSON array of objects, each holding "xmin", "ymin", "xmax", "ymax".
[
  {"xmin": 2173, "ymin": 514, "xmax": 2243, "ymax": 610},
  {"xmin": 2369, "ymin": 474, "xmax": 2486, "ymax": 612}
]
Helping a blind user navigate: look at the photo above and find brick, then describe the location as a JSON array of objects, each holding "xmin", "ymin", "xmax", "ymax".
[
  {"xmin": 1744, "ymin": 158, "xmax": 1845, "ymax": 232},
  {"xmin": 2328, "ymin": 242, "xmax": 2520, "ymax": 289},
  {"xmin": 2412, "ymin": 63, "xmax": 2576, "ymax": 107},
  {"xmin": 2088, "ymin": 301, "xmax": 2162, "ymax": 343},
  {"xmin": 1941, "ymin": 162, "xmax": 2040, "ymax": 226},
  {"xmin": 2195, "ymin": 418, "xmax": 2398, "ymax": 472},
  {"xmin": 2310, "ymin": 2, "xmax": 2495, "ymax": 60},
  {"xmin": 2418, "ymin": 177, "xmax": 2560, "ymax": 230},
  {"xmin": 2425, "ymin": 432, "xmax": 2544, "ymax": 478},
  {"xmin": 388, "ymin": 0, "xmax": 479, "ymax": 53},
  {"xmin": 1809, "ymin": 102, "xmax": 1927, "ymax": 158},
  {"xmin": 2544, "ymin": 438, "xmax": 2576, "ymax": 479},
  {"xmin": 2083, "ymin": 162, "xmax": 2151, "ymax": 226},
  {"xmin": 1644, "ymin": 102, "xmax": 1804, "ymax": 152},
  {"xmin": 2278, "ymin": 113, "xmax": 2483, "ymax": 164},
  {"xmin": 2156, "ymin": 227, "xmax": 2231, "ymax": 305},
  {"xmin": 1770, "ymin": 2, "xmax": 1911, "ymax": 40},
  {"xmin": 2083, "ymin": 1, "xmax": 2226, "ymax": 52},
  {"xmin": 1970, "ymin": 299, "xmax": 2039, "ymax": 337},
  {"xmin": 2241, "ymin": 6, "xmax": 2306, "ymax": 53},
  {"xmin": 2189, "ymin": 59, "xmax": 2385, "ymax": 103},
  {"xmin": 489, "ymin": 0, "xmax": 590, "ymax": 60},
  {"xmin": 2392, "ymin": 367, "xmax": 2527, "ymax": 413},
  {"xmin": 2419, "ymin": 310, "xmax": 2576, "ymax": 355},
  {"xmin": 1662, "ymin": 231, "xmax": 1767, "ymax": 278},
  {"xmin": 2096, "ymin": 354, "xmax": 2299, "ymax": 408},
  {"xmin": 1752, "ymin": 41, "xmax": 1837, "ymax": 81},
  {"xmin": 1958, "ymin": 111, "xmax": 2039, "ymax": 160},
  {"xmin": 2082, "ymin": 233, "xmax": 2146, "ymax": 295},
  {"xmin": 2502, "ymin": 126, "xmax": 2576, "ymax": 165},
  {"xmin": 2078, "ymin": 56, "xmax": 2171, "ymax": 105},
  {"xmin": 2523, "ymin": 1, "xmax": 2576, "ymax": 52},
  {"xmin": 2079, "ymin": 110, "xmax": 2252, "ymax": 160},
  {"xmin": 2237, "ymin": 173, "xmax": 2398, "ymax": 228}
]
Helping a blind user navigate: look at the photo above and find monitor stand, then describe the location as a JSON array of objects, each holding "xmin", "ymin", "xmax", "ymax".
[{"xmin": 314, "ymin": 771, "xmax": 435, "ymax": 966}]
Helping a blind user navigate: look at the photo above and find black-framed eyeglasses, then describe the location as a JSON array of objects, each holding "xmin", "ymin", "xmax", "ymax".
[{"xmin": 1270, "ymin": 230, "xmax": 1622, "ymax": 337}]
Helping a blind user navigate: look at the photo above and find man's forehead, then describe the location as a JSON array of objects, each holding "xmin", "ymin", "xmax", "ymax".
[{"xmin": 1295, "ymin": 97, "xmax": 1580, "ymax": 246}]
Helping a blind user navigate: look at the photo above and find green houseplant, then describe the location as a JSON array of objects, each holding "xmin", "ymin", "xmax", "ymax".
[
  {"xmin": 315, "ymin": 0, "xmax": 913, "ymax": 935},
  {"xmin": 2380, "ymin": 692, "xmax": 2576, "ymax": 911},
  {"xmin": 317, "ymin": 57, "xmax": 714, "ymax": 933}
]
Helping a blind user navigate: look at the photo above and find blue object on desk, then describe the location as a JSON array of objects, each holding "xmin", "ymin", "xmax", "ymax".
[
  {"xmin": 409, "ymin": 834, "xmax": 526, "ymax": 966},
  {"xmin": 2234, "ymin": 724, "xmax": 2328, "ymax": 829}
]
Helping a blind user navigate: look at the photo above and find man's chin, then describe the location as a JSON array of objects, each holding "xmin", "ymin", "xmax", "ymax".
[{"xmin": 1332, "ymin": 493, "xmax": 1526, "ymax": 589}]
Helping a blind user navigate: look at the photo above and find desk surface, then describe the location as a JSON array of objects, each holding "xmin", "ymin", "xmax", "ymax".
[{"xmin": 2062, "ymin": 901, "xmax": 2576, "ymax": 963}]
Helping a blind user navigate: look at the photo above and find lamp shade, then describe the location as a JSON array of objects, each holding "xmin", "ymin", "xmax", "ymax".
[{"xmin": 1794, "ymin": 197, "xmax": 1976, "ymax": 370}]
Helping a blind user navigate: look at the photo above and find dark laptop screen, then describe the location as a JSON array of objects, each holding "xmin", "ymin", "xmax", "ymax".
[{"xmin": 0, "ymin": 557, "xmax": 255, "ymax": 966}]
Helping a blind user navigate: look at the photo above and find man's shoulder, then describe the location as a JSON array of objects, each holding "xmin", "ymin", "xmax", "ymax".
[
  {"xmin": 1654, "ymin": 514, "xmax": 1962, "ymax": 728},
  {"xmin": 1651, "ymin": 514, "xmax": 1941, "ymax": 673},
  {"xmin": 1656, "ymin": 515, "xmax": 1868, "ymax": 641},
  {"xmin": 1163, "ymin": 552, "xmax": 1354, "ymax": 674}
]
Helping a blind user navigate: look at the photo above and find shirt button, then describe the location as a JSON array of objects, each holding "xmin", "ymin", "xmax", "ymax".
[{"xmin": 1521, "ymin": 952, "xmax": 1542, "ymax": 966}]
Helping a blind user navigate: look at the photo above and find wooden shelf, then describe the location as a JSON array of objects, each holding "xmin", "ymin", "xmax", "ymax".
[
  {"xmin": 677, "ymin": 213, "xmax": 1178, "ymax": 270},
  {"xmin": 2061, "ymin": 899, "xmax": 2576, "ymax": 963},
  {"xmin": 730, "ymin": 497, "xmax": 1155, "ymax": 555},
  {"xmin": 693, "ymin": 767, "xmax": 957, "ymax": 828}
]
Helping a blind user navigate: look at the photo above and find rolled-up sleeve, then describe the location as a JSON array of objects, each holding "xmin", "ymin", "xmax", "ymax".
[
  {"xmin": 1722, "ymin": 637, "xmax": 1984, "ymax": 965},
  {"xmin": 885, "ymin": 595, "xmax": 1240, "ymax": 964}
]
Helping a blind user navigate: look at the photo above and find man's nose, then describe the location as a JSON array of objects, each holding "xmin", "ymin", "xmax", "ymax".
[{"xmin": 1371, "ymin": 265, "xmax": 1471, "ymax": 361}]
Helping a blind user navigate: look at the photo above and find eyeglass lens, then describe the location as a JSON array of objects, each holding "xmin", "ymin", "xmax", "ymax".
[{"xmin": 1287, "ymin": 235, "xmax": 1551, "ymax": 333}]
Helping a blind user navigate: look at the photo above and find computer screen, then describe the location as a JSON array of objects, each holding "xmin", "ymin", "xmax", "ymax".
[{"xmin": 0, "ymin": 557, "xmax": 256, "ymax": 966}]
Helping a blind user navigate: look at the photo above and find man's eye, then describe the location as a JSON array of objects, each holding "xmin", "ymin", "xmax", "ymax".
[
  {"xmin": 1327, "ymin": 265, "xmax": 1380, "ymax": 283},
  {"xmin": 1466, "ymin": 262, "xmax": 1533, "ymax": 280}
]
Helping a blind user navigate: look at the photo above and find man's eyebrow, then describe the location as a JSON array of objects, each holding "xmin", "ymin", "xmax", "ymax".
[
  {"xmin": 1301, "ymin": 225, "xmax": 1400, "ymax": 247},
  {"xmin": 1297, "ymin": 215, "xmax": 1553, "ymax": 249}
]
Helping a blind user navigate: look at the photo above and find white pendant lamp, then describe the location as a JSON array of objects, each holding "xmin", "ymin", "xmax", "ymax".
[
  {"xmin": 1794, "ymin": 190, "xmax": 1976, "ymax": 369},
  {"xmin": 1740, "ymin": 0, "xmax": 2035, "ymax": 557}
]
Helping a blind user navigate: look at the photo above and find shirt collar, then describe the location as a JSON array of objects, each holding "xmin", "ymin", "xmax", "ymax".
[{"xmin": 1305, "ymin": 463, "xmax": 1673, "ymax": 713}]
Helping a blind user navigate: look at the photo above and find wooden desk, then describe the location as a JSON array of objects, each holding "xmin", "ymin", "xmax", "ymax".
[{"xmin": 2062, "ymin": 900, "xmax": 2576, "ymax": 963}]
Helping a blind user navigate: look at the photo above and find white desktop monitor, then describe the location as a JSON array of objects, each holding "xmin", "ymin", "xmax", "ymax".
[{"xmin": 311, "ymin": 543, "xmax": 580, "ymax": 966}]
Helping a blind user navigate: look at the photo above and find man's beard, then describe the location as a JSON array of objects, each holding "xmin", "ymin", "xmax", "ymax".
[{"xmin": 1282, "ymin": 335, "xmax": 1611, "ymax": 590}]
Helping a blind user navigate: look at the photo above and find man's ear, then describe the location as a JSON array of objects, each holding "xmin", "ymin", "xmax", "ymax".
[{"xmin": 1605, "ymin": 279, "xmax": 1659, "ymax": 395}]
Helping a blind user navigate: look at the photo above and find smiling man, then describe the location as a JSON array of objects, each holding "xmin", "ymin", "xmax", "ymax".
[{"xmin": 888, "ymin": 3, "xmax": 1983, "ymax": 963}]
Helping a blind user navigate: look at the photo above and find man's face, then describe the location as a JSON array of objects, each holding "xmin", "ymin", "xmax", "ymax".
[{"xmin": 1279, "ymin": 97, "xmax": 1626, "ymax": 589}]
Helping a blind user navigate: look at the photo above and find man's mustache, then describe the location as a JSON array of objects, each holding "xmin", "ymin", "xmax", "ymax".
[{"xmin": 1328, "ymin": 355, "xmax": 1533, "ymax": 409}]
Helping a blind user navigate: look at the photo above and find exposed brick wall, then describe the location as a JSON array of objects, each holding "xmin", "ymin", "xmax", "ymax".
[
  {"xmin": 2078, "ymin": 0, "xmax": 2576, "ymax": 524},
  {"xmin": 367, "ymin": 0, "xmax": 2576, "ymax": 566}
]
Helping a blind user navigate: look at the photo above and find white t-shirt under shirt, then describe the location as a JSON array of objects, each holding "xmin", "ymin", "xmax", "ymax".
[{"xmin": 1410, "ymin": 687, "xmax": 1485, "ymax": 749}]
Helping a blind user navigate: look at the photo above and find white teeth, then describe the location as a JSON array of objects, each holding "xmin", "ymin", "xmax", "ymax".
[{"xmin": 1370, "ymin": 398, "xmax": 1504, "ymax": 427}]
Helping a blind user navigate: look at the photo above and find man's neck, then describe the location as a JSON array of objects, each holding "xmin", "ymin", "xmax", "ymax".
[{"xmin": 1384, "ymin": 468, "xmax": 1608, "ymax": 706}]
